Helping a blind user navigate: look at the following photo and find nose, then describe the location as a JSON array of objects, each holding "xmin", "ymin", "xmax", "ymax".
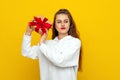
[{"xmin": 61, "ymin": 22, "xmax": 65, "ymax": 26}]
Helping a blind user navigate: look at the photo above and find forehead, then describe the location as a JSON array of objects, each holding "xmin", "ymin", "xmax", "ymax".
[{"xmin": 56, "ymin": 14, "xmax": 69, "ymax": 20}]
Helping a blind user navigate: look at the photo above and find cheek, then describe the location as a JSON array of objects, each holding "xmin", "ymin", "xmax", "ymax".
[
  {"xmin": 55, "ymin": 23, "xmax": 61, "ymax": 29},
  {"xmin": 66, "ymin": 27, "xmax": 70, "ymax": 32},
  {"xmin": 66, "ymin": 23, "xmax": 70, "ymax": 30}
]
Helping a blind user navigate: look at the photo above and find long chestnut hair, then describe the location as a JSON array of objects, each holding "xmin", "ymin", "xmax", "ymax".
[{"xmin": 52, "ymin": 9, "xmax": 82, "ymax": 71}]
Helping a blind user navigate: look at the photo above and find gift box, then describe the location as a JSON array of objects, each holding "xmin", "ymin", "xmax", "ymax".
[{"xmin": 28, "ymin": 16, "xmax": 52, "ymax": 35}]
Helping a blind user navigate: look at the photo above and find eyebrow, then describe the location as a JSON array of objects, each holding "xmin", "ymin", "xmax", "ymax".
[{"xmin": 56, "ymin": 19, "xmax": 69, "ymax": 21}]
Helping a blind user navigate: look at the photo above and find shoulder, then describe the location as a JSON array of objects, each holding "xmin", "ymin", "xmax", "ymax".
[
  {"xmin": 69, "ymin": 36, "xmax": 81, "ymax": 45},
  {"xmin": 62, "ymin": 36, "xmax": 81, "ymax": 48}
]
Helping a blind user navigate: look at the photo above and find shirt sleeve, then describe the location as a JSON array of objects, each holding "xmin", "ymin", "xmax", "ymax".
[
  {"xmin": 39, "ymin": 38, "xmax": 81, "ymax": 67},
  {"xmin": 21, "ymin": 34, "xmax": 40, "ymax": 59}
]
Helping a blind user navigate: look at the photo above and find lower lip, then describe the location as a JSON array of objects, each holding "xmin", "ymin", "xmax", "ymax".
[{"xmin": 61, "ymin": 28, "xmax": 65, "ymax": 30}]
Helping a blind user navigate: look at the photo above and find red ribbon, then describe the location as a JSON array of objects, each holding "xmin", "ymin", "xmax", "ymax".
[{"xmin": 29, "ymin": 16, "xmax": 52, "ymax": 35}]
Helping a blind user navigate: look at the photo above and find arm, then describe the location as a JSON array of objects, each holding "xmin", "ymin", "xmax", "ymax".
[
  {"xmin": 22, "ymin": 34, "xmax": 40, "ymax": 59},
  {"xmin": 39, "ymin": 38, "xmax": 81, "ymax": 67},
  {"xmin": 21, "ymin": 26, "xmax": 40, "ymax": 59}
]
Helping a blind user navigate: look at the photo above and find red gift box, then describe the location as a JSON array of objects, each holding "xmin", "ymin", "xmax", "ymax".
[{"xmin": 29, "ymin": 16, "xmax": 52, "ymax": 35}]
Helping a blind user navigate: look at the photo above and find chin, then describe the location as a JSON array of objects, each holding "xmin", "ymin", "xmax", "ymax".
[{"xmin": 59, "ymin": 32, "xmax": 68, "ymax": 35}]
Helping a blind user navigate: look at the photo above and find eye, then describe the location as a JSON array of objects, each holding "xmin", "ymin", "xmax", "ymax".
[
  {"xmin": 56, "ymin": 21, "xmax": 61, "ymax": 23},
  {"xmin": 64, "ymin": 20, "xmax": 69, "ymax": 23}
]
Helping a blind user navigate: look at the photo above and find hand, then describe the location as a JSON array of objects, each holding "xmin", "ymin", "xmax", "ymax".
[
  {"xmin": 25, "ymin": 26, "xmax": 34, "ymax": 36},
  {"xmin": 39, "ymin": 29, "xmax": 48, "ymax": 44}
]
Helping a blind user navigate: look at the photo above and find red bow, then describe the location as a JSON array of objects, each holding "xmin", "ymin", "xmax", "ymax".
[{"xmin": 29, "ymin": 16, "xmax": 52, "ymax": 35}]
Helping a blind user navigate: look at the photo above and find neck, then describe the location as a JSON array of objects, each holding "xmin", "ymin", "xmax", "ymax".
[{"xmin": 58, "ymin": 33, "xmax": 68, "ymax": 40}]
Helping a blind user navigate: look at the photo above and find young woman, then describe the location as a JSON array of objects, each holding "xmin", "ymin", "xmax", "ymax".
[{"xmin": 22, "ymin": 9, "xmax": 81, "ymax": 80}]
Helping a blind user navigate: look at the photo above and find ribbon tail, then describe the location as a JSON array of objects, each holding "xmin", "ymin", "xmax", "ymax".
[
  {"xmin": 43, "ymin": 23, "xmax": 52, "ymax": 29},
  {"xmin": 35, "ymin": 25, "xmax": 40, "ymax": 32},
  {"xmin": 43, "ymin": 18, "xmax": 48, "ymax": 23},
  {"xmin": 41, "ymin": 28, "xmax": 46, "ymax": 35}
]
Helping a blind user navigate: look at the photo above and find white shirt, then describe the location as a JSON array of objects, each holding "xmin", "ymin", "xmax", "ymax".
[{"xmin": 22, "ymin": 34, "xmax": 81, "ymax": 80}]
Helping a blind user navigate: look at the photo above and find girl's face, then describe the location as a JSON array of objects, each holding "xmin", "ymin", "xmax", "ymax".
[{"xmin": 55, "ymin": 14, "xmax": 70, "ymax": 35}]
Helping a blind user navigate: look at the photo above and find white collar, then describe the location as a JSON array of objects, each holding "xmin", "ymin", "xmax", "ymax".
[{"xmin": 53, "ymin": 35, "xmax": 72, "ymax": 41}]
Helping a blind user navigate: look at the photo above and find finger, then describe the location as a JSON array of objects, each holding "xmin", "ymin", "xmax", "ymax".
[{"xmin": 45, "ymin": 29, "xmax": 48, "ymax": 35}]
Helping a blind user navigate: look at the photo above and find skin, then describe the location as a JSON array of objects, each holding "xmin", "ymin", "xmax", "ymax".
[
  {"xmin": 55, "ymin": 14, "xmax": 70, "ymax": 40},
  {"xmin": 25, "ymin": 14, "xmax": 70, "ymax": 44}
]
